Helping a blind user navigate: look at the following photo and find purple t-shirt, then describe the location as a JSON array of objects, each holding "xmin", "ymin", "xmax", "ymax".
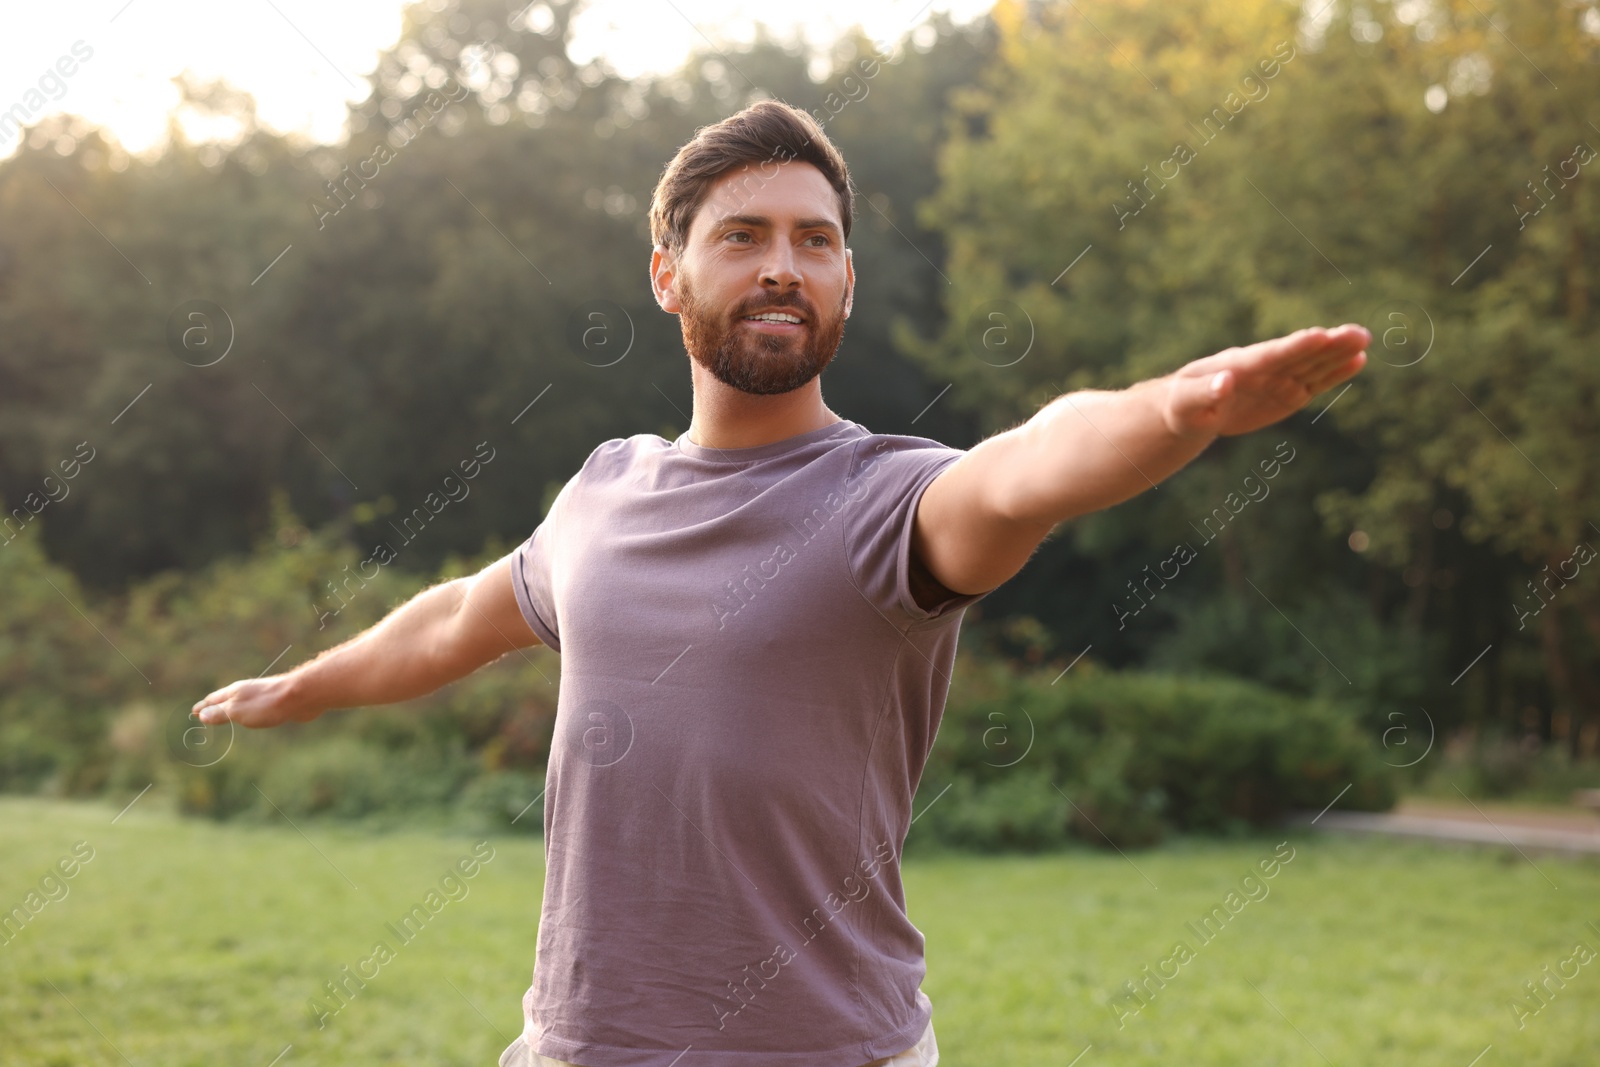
[{"xmin": 509, "ymin": 418, "xmax": 989, "ymax": 1067}]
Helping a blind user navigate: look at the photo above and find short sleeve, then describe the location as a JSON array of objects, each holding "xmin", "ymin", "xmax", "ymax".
[
  {"xmin": 841, "ymin": 437, "xmax": 993, "ymax": 627},
  {"xmin": 510, "ymin": 474, "xmax": 577, "ymax": 653}
]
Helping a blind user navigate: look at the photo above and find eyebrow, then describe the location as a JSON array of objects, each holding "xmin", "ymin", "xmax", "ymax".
[{"xmin": 710, "ymin": 213, "xmax": 842, "ymax": 238}]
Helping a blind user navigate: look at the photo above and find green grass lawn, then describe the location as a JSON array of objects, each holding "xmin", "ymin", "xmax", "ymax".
[{"xmin": 2, "ymin": 796, "xmax": 1597, "ymax": 1065}]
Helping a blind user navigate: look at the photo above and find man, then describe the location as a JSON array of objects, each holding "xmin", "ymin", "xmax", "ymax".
[{"xmin": 192, "ymin": 100, "xmax": 1369, "ymax": 1066}]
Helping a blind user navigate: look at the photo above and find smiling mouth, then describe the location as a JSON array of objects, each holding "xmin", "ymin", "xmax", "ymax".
[{"xmin": 741, "ymin": 311, "xmax": 805, "ymax": 325}]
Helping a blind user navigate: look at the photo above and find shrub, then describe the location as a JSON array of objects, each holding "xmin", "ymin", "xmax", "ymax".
[
  {"xmin": 0, "ymin": 719, "xmax": 70, "ymax": 794},
  {"xmin": 910, "ymin": 653, "xmax": 1395, "ymax": 852},
  {"xmin": 1413, "ymin": 734, "xmax": 1600, "ymax": 803},
  {"xmin": 254, "ymin": 737, "xmax": 397, "ymax": 818},
  {"xmin": 251, "ymin": 735, "xmax": 476, "ymax": 820},
  {"xmin": 0, "ymin": 515, "xmax": 121, "ymax": 795},
  {"xmin": 457, "ymin": 770, "xmax": 546, "ymax": 835},
  {"xmin": 1148, "ymin": 586, "xmax": 1440, "ymax": 738},
  {"xmin": 174, "ymin": 740, "xmax": 273, "ymax": 820}
]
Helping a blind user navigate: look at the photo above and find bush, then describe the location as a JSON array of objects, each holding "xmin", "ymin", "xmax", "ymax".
[
  {"xmin": 174, "ymin": 740, "xmax": 273, "ymax": 820},
  {"xmin": 254, "ymin": 737, "xmax": 397, "ymax": 818},
  {"xmin": 909, "ymin": 653, "xmax": 1395, "ymax": 852},
  {"xmin": 0, "ymin": 516, "xmax": 122, "ymax": 795},
  {"xmin": 251, "ymin": 735, "xmax": 476, "ymax": 820},
  {"xmin": 0, "ymin": 719, "xmax": 70, "ymax": 794},
  {"xmin": 4, "ymin": 497, "xmax": 1398, "ymax": 850},
  {"xmin": 1413, "ymin": 734, "xmax": 1600, "ymax": 803},
  {"xmin": 457, "ymin": 770, "xmax": 546, "ymax": 835},
  {"xmin": 910, "ymin": 768, "xmax": 1071, "ymax": 853},
  {"xmin": 1147, "ymin": 586, "xmax": 1441, "ymax": 739}
]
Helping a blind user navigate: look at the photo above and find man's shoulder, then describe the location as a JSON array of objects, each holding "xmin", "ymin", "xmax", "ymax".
[
  {"xmin": 847, "ymin": 417, "xmax": 961, "ymax": 449},
  {"xmin": 576, "ymin": 433, "xmax": 668, "ymax": 473},
  {"xmin": 843, "ymin": 428, "xmax": 964, "ymax": 478}
]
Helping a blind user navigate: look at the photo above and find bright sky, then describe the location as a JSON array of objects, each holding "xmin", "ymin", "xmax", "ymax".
[{"xmin": 0, "ymin": 0, "xmax": 994, "ymax": 159}]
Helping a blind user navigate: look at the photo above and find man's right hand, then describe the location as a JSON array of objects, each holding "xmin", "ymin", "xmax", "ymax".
[
  {"xmin": 188, "ymin": 552, "xmax": 541, "ymax": 730},
  {"xmin": 192, "ymin": 675, "xmax": 320, "ymax": 728}
]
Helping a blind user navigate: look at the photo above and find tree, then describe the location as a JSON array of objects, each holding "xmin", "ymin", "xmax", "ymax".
[{"xmin": 908, "ymin": 0, "xmax": 1600, "ymax": 752}]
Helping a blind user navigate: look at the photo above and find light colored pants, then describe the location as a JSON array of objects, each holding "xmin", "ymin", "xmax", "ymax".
[{"xmin": 498, "ymin": 1018, "xmax": 938, "ymax": 1067}]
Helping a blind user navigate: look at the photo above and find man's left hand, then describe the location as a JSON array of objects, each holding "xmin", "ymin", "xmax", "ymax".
[{"xmin": 1161, "ymin": 323, "xmax": 1371, "ymax": 439}]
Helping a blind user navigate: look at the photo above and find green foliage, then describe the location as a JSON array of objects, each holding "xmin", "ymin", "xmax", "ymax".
[
  {"xmin": 5, "ymin": 491, "xmax": 1406, "ymax": 850},
  {"xmin": 1147, "ymin": 585, "xmax": 1440, "ymax": 736},
  {"xmin": 0, "ymin": 490, "xmax": 559, "ymax": 827},
  {"xmin": 907, "ymin": 0, "xmax": 1600, "ymax": 754},
  {"xmin": 456, "ymin": 769, "xmax": 546, "ymax": 835},
  {"xmin": 910, "ymin": 651, "xmax": 1395, "ymax": 851},
  {"xmin": 0, "ymin": 509, "xmax": 119, "ymax": 793},
  {"xmin": 915, "ymin": 768, "xmax": 1075, "ymax": 853},
  {"xmin": 255, "ymin": 737, "xmax": 397, "ymax": 819},
  {"xmin": 253, "ymin": 735, "xmax": 476, "ymax": 821},
  {"xmin": 1413, "ymin": 735, "xmax": 1600, "ymax": 802},
  {"xmin": 0, "ymin": 0, "xmax": 996, "ymax": 592},
  {"xmin": 175, "ymin": 739, "xmax": 271, "ymax": 821},
  {"xmin": 3, "ymin": 0, "xmax": 1597, "ymax": 839}
]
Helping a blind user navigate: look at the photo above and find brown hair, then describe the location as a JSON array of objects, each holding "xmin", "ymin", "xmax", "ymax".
[{"xmin": 648, "ymin": 99, "xmax": 854, "ymax": 255}]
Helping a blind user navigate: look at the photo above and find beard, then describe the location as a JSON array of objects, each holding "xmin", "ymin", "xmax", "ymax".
[{"xmin": 677, "ymin": 274, "xmax": 847, "ymax": 396}]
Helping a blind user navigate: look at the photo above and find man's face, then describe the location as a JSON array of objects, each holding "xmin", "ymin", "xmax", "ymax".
[{"xmin": 653, "ymin": 161, "xmax": 853, "ymax": 396}]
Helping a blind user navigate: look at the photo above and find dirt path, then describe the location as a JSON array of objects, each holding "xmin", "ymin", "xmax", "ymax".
[
  {"xmin": 1396, "ymin": 797, "xmax": 1600, "ymax": 832},
  {"xmin": 1299, "ymin": 797, "xmax": 1600, "ymax": 855}
]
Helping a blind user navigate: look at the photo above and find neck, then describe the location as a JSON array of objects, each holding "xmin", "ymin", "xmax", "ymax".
[{"xmin": 683, "ymin": 358, "xmax": 842, "ymax": 449}]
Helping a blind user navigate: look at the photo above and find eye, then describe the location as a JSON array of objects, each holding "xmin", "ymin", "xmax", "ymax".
[
  {"xmin": 726, "ymin": 231, "xmax": 753, "ymax": 243},
  {"xmin": 805, "ymin": 234, "xmax": 830, "ymax": 246}
]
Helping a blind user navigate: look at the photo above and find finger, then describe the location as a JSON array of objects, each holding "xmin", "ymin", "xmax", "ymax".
[
  {"xmin": 1261, "ymin": 324, "xmax": 1370, "ymax": 373},
  {"xmin": 1309, "ymin": 324, "xmax": 1371, "ymax": 362},
  {"xmin": 1307, "ymin": 348, "xmax": 1367, "ymax": 393},
  {"xmin": 1245, "ymin": 327, "xmax": 1337, "ymax": 377},
  {"xmin": 193, "ymin": 681, "xmax": 242, "ymax": 716},
  {"xmin": 197, "ymin": 700, "xmax": 234, "ymax": 725},
  {"xmin": 1274, "ymin": 326, "xmax": 1370, "ymax": 386},
  {"xmin": 1337, "ymin": 322, "xmax": 1372, "ymax": 345}
]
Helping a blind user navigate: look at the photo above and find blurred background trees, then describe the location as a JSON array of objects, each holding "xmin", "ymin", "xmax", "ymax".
[
  {"xmin": 1, "ymin": 0, "xmax": 1595, "ymax": 843},
  {"xmin": 914, "ymin": 0, "xmax": 1600, "ymax": 759}
]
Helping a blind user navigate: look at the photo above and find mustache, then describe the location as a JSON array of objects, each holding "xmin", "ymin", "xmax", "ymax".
[{"xmin": 732, "ymin": 294, "xmax": 815, "ymax": 320}]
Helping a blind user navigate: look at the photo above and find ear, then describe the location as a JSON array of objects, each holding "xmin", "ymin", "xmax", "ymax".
[
  {"xmin": 651, "ymin": 244, "xmax": 681, "ymax": 314},
  {"xmin": 843, "ymin": 247, "xmax": 854, "ymax": 319}
]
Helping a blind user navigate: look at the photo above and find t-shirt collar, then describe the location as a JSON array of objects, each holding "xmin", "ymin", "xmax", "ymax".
[{"xmin": 673, "ymin": 418, "xmax": 861, "ymax": 463}]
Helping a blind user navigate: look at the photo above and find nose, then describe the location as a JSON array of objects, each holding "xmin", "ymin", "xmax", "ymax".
[{"xmin": 759, "ymin": 238, "xmax": 802, "ymax": 292}]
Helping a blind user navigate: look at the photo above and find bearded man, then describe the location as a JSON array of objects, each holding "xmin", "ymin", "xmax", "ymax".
[{"xmin": 194, "ymin": 99, "xmax": 1369, "ymax": 1067}]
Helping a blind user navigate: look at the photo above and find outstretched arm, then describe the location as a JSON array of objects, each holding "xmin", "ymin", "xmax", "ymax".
[
  {"xmin": 191, "ymin": 551, "xmax": 541, "ymax": 728},
  {"xmin": 913, "ymin": 323, "xmax": 1371, "ymax": 596}
]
